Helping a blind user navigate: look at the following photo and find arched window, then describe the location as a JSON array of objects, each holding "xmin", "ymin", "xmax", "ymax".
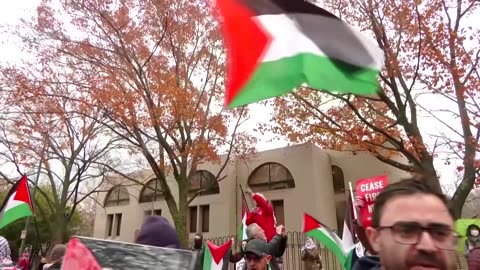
[
  {"xmin": 104, "ymin": 185, "xmax": 130, "ymax": 207},
  {"xmin": 248, "ymin": 162, "xmax": 295, "ymax": 192},
  {"xmin": 139, "ymin": 178, "xmax": 164, "ymax": 203},
  {"xmin": 332, "ymin": 165, "xmax": 345, "ymax": 193},
  {"xmin": 189, "ymin": 170, "xmax": 220, "ymax": 196}
]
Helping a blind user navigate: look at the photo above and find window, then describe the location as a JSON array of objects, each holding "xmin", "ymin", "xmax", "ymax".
[
  {"xmin": 200, "ymin": 205, "xmax": 210, "ymax": 233},
  {"xmin": 104, "ymin": 186, "xmax": 130, "ymax": 207},
  {"xmin": 189, "ymin": 170, "xmax": 220, "ymax": 196},
  {"xmin": 139, "ymin": 179, "xmax": 164, "ymax": 203},
  {"xmin": 271, "ymin": 200, "xmax": 285, "ymax": 226},
  {"xmin": 189, "ymin": 206, "xmax": 198, "ymax": 233},
  {"xmin": 336, "ymin": 199, "xmax": 347, "ymax": 236},
  {"xmin": 144, "ymin": 209, "xmax": 162, "ymax": 219},
  {"xmin": 106, "ymin": 214, "xmax": 114, "ymax": 237},
  {"xmin": 115, "ymin": 213, "xmax": 122, "ymax": 237},
  {"xmin": 332, "ymin": 165, "xmax": 345, "ymax": 193},
  {"xmin": 248, "ymin": 163, "xmax": 295, "ymax": 192}
]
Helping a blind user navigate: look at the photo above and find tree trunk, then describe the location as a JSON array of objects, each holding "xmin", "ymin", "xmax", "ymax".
[
  {"xmin": 451, "ymin": 169, "xmax": 477, "ymax": 219},
  {"xmin": 52, "ymin": 211, "xmax": 68, "ymax": 244},
  {"xmin": 173, "ymin": 177, "xmax": 189, "ymax": 248},
  {"xmin": 418, "ymin": 158, "xmax": 443, "ymax": 194}
]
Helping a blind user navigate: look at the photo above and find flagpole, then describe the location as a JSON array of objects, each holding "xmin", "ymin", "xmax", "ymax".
[
  {"xmin": 239, "ymin": 184, "xmax": 250, "ymax": 213},
  {"xmin": 348, "ymin": 182, "xmax": 358, "ymax": 220},
  {"xmin": 19, "ymin": 146, "xmax": 45, "ymax": 255}
]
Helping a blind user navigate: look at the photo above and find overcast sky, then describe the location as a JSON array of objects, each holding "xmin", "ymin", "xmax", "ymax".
[{"xmin": 0, "ymin": 0, "xmax": 471, "ymax": 192}]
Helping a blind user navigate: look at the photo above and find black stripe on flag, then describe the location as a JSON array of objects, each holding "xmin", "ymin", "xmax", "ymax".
[
  {"xmin": 239, "ymin": 0, "xmax": 378, "ymax": 69},
  {"xmin": 241, "ymin": 0, "xmax": 340, "ymax": 20},
  {"xmin": 0, "ymin": 178, "xmax": 21, "ymax": 213}
]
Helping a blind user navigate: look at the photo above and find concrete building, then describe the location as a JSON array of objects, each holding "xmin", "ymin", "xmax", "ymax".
[{"xmin": 92, "ymin": 143, "xmax": 410, "ymax": 243}]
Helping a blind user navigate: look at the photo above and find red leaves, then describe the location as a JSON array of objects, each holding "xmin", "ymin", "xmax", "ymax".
[{"xmin": 268, "ymin": 0, "xmax": 480, "ymax": 190}]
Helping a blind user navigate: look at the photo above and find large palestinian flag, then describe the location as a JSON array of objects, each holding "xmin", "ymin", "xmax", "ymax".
[
  {"xmin": 215, "ymin": 0, "xmax": 385, "ymax": 108},
  {"xmin": 0, "ymin": 175, "xmax": 34, "ymax": 229},
  {"xmin": 303, "ymin": 213, "xmax": 353, "ymax": 269},
  {"xmin": 203, "ymin": 240, "xmax": 232, "ymax": 270}
]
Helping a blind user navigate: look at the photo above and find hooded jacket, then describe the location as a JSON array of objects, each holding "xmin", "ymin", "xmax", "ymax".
[
  {"xmin": 245, "ymin": 193, "xmax": 276, "ymax": 241},
  {"xmin": 136, "ymin": 216, "xmax": 181, "ymax": 249},
  {"xmin": 352, "ymin": 255, "xmax": 382, "ymax": 270}
]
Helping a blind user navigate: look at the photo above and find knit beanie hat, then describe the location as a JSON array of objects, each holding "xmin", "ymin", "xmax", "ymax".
[
  {"xmin": 50, "ymin": 244, "xmax": 66, "ymax": 263},
  {"xmin": 135, "ymin": 216, "xmax": 181, "ymax": 249}
]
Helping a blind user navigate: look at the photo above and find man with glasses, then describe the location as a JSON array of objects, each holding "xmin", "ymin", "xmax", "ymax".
[{"xmin": 353, "ymin": 177, "xmax": 459, "ymax": 270}]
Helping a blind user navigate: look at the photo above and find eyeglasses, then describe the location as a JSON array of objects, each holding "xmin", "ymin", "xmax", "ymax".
[{"xmin": 377, "ymin": 222, "xmax": 460, "ymax": 251}]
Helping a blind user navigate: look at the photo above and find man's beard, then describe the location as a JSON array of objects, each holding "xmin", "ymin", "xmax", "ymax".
[{"xmin": 382, "ymin": 251, "xmax": 449, "ymax": 270}]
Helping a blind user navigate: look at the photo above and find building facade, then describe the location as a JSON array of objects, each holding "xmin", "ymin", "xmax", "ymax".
[{"xmin": 92, "ymin": 143, "xmax": 410, "ymax": 243}]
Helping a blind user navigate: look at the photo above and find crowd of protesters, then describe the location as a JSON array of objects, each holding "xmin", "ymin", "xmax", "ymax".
[{"xmin": 0, "ymin": 176, "xmax": 478, "ymax": 270}]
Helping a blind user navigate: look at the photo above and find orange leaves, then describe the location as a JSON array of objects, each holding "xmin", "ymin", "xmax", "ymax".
[
  {"xmin": 268, "ymin": 0, "xmax": 480, "ymax": 199},
  {"xmin": 16, "ymin": 0, "xmax": 255, "ymax": 183}
]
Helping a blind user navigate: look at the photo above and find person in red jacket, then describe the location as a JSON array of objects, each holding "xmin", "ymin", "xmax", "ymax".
[{"xmin": 244, "ymin": 189, "xmax": 276, "ymax": 242}]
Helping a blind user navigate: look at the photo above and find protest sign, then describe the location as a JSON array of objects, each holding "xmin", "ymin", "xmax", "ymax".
[
  {"xmin": 62, "ymin": 236, "xmax": 197, "ymax": 270},
  {"xmin": 355, "ymin": 175, "xmax": 388, "ymax": 228}
]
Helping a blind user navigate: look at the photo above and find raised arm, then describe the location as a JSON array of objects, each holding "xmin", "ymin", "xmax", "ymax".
[{"xmin": 252, "ymin": 193, "xmax": 273, "ymax": 214}]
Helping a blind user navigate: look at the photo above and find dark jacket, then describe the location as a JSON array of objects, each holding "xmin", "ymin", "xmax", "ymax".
[
  {"xmin": 230, "ymin": 250, "xmax": 243, "ymax": 263},
  {"xmin": 193, "ymin": 246, "xmax": 204, "ymax": 270},
  {"xmin": 47, "ymin": 262, "xmax": 62, "ymax": 270},
  {"xmin": 468, "ymin": 247, "xmax": 480, "ymax": 270},
  {"xmin": 352, "ymin": 255, "xmax": 381, "ymax": 270},
  {"xmin": 242, "ymin": 234, "xmax": 288, "ymax": 270},
  {"xmin": 268, "ymin": 234, "xmax": 287, "ymax": 257}
]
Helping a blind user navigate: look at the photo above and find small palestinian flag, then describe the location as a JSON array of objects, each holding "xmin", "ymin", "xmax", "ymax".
[
  {"xmin": 342, "ymin": 194, "xmax": 361, "ymax": 270},
  {"xmin": 203, "ymin": 240, "xmax": 232, "ymax": 270},
  {"xmin": 238, "ymin": 190, "xmax": 250, "ymax": 241},
  {"xmin": 215, "ymin": 0, "xmax": 385, "ymax": 108},
  {"xmin": 0, "ymin": 175, "xmax": 34, "ymax": 229},
  {"xmin": 303, "ymin": 213, "xmax": 352, "ymax": 269}
]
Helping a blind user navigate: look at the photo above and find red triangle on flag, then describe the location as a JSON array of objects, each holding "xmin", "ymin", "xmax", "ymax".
[
  {"xmin": 303, "ymin": 213, "xmax": 321, "ymax": 233},
  {"xmin": 13, "ymin": 175, "xmax": 34, "ymax": 215},
  {"xmin": 63, "ymin": 237, "xmax": 102, "ymax": 270},
  {"xmin": 207, "ymin": 240, "xmax": 232, "ymax": 265},
  {"xmin": 214, "ymin": 0, "xmax": 271, "ymax": 107}
]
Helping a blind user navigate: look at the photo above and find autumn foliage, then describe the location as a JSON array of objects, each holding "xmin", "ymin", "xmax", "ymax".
[
  {"xmin": 0, "ymin": 0, "xmax": 256, "ymax": 245},
  {"xmin": 0, "ymin": 61, "xmax": 118, "ymax": 243},
  {"xmin": 267, "ymin": 0, "xmax": 480, "ymax": 216}
]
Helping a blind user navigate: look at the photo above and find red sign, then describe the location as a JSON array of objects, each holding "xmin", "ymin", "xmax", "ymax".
[{"xmin": 355, "ymin": 175, "xmax": 388, "ymax": 228}]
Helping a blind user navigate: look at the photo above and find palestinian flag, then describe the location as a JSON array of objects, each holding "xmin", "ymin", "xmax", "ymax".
[
  {"xmin": 342, "ymin": 194, "xmax": 361, "ymax": 270},
  {"xmin": 215, "ymin": 0, "xmax": 385, "ymax": 108},
  {"xmin": 0, "ymin": 175, "xmax": 34, "ymax": 229},
  {"xmin": 203, "ymin": 240, "xmax": 232, "ymax": 270},
  {"xmin": 303, "ymin": 213, "xmax": 351, "ymax": 269},
  {"xmin": 238, "ymin": 190, "xmax": 250, "ymax": 241}
]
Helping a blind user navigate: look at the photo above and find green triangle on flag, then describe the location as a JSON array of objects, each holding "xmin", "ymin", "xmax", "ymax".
[
  {"xmin": 0, "ymin": 175, "xmax": 35, "ymax": 229},
  {"xmin": 203, "ymin": 240, "xmax": 232, "ymax": 270}
]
